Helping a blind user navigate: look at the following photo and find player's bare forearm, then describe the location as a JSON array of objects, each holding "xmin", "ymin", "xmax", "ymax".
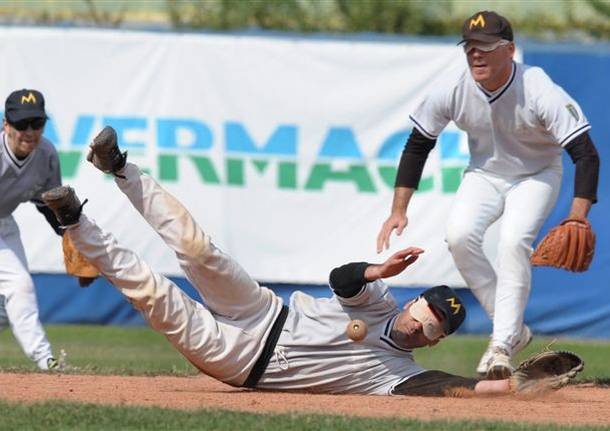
[
  {"xmin": 568, "ymin": 197, "xmax": 592, "ymax": 219},
  {"xmin": 376, "ymin": 188, "xmax": 416, "ymax": 253},
  {"xmin": 474, "ymin": 379, "xmax": 510, "ymax": 394},
  {"xmin": 391, "ymin": 187, "xmax": 415, "ymax": 215}
]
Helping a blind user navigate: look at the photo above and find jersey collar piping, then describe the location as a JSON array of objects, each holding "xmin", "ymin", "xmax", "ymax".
[
  {"xmin": 2, "ymin": 132, "xmax": 33, "ymax": 170},
  {"xmin": 474, "ymin": 62, "xmax": 516, "ymax": 104},
  {"xmin": 380, "ymin": 314, "xmax": 413, "ymax": 353}
]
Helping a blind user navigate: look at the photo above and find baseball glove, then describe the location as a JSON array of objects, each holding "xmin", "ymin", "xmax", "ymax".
[
  {"xmin": 530, "ymin": 218, "xmax": 595, "ymax": 272},
  {"xmin": 509, "ymin": 350, "xmax": 584, "ymax": 395},
  {"xmin": 63, "ymin": 234, "xmax": 99, "ymax": 287}
]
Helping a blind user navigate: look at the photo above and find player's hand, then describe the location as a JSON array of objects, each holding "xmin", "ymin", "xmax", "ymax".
[
  {"xmin": 376, "ymin": 213, "xmax": 409, "ymax": 254},
  {"xmin": 366, "ymin": 247, "xmax": 424, "ymax": 280}
]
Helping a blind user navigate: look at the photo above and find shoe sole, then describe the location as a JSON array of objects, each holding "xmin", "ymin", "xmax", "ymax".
[
  {"xmin": 42, "ymin": 186, "xmax": 72, "ymax": 205},
  {"xmin": 487, "ymin": 364, "xmax": 512, "ymax": 380},
  {"xmin": 91, "ymin": 126, "xmax": 117, "ymax": 151}
]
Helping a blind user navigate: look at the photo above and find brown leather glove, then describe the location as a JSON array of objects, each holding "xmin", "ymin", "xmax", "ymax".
[
  {"xmin": 531, "ymin": 218, "xmax": 595, "ymax": 272},
  {"xmin": 509, "ymin": 350, "xmax": 584, "ymax": 395},
  {"xmin": 62, "ymin": 234, "xmax": 100, "ymax": 287}
]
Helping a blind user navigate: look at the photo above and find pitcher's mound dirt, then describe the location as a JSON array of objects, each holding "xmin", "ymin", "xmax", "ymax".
[{"xmin": 1, "ymin": 373, "xmax": 608, "ymax": 426}]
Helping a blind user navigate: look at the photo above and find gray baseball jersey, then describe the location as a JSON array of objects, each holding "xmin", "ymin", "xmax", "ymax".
[
  {"xmin": 0, "ymin": 131, "xmax": 61, "ymax": 217},
  {"xmin": 410, "ymin": 62, "xmax": 590, "ymax": 177},
  {"xmin": 0, "ymin": 130, "xmax": 59, "ymax": 369},
  {"xmin": 257, "ymin": 281, "xmax": 425, "ymax": 395}
]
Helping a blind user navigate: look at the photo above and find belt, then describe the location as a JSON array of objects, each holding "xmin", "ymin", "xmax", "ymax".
[{"xmin": 242, "ymin": 305, "xmax": 289, "ymax": 388}]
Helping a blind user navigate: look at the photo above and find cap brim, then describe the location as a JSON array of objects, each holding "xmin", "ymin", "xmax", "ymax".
[
  {"xmin": 6, "ymin": 109, "xmax": 47, "ymax": 123},
  {"xmin": 458, "ymin": 33, "xmax": 503, "ymax": 45}
]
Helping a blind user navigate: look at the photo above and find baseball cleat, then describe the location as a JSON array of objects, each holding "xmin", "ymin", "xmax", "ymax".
[
  {"xmin": 46, "ymin": 357, "xmax": 59, "ymax": 371},
  {"xmin": 87, "ymin": 126, "xmax": 127, "ymax": 175},
  {"xmin": 476, "ymin": 344, "xmax": 494, "ymax": 375},
  {"xmin": 477, "ymin": 325, "xmax": 532, "ymax": 375},
  {"xmin": 486, "ymin": 346, "xmax": 513, "ymax": 380},
  {"xmin": 41, "ymin": 186, "xmax": 86, "ymax": 226}
]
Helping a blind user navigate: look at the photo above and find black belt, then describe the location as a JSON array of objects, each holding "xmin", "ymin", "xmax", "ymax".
[{"xmin": 242, "ymin": 305, "xmax": 289, "ymax": 388}]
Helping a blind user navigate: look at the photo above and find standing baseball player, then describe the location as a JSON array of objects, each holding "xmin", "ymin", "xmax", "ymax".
[
  {"xmin": 377, "ymin": 11, "xmax": 600, "ymax": 379},
  {"xmin": 40, "ymin": 126, "xmax": 582, "ymax": 396},
  {"xmin": 0, "ymin": 89, "xmax": 64, "ymax": 370}
]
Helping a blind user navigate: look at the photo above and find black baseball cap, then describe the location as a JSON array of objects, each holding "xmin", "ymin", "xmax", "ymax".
[
  {"xmin": 421, "ymin": 285, "xmax": 466, "ymax": 335},
  {"xmin": 459, "ymin": 11, "xmax": 513, "ymax": 45},
  {"xmin": 5, "ymin": 89, "xmax": 47, "ymax": 123}
]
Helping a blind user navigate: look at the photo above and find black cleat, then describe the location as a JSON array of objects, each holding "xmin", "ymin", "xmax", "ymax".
[
  {"xmin": 87, "ymin": 126, "xmax": 127, "ymax": 175},
  {"xmin": 41, "ymin": 186, "xmax": 86, "ymax": 226}
]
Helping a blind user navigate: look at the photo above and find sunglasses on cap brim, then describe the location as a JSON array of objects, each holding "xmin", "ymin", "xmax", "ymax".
[
  {"xmin": 9, "ymin": 117, "xmax": 47, "ymax": 131},
  {"xmin": 463, "ymin": 39, "xmax": 510, "ymax": 54}
]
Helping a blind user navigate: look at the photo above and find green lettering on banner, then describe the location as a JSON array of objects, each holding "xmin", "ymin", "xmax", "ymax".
[
  {"xmin": 416, "ymin": 176, "xmax": 434, "ymax": 192},
  {"xmin": 190, "ymin": 156, "xmax": 221, "ymax": 184},
  {"xmin": 278, "ymin": 162, "xmax": 297, "ymax": 190},
  {"xmin": 159, "ymin": 154, "xmax": 178, "ymax": 181},
  {"xmin": 58, "ymin": 151, "xmax": 82, "ymax": 178},
  {"xmin": 442, "ymin": 167, "xmax": 464, "ymax": 193},
  {"xmin": 377, "ymin": 166, "xmax": 396, "ymax": 188},
  {"xmin": 160, "ymin": 154, "xmax": 221, "ymax": 184},
  {"xmin": 227, "ymin": 158, "xmax": 244, "ymax": 186},
  {"xmin": 305, "ymin": 164, "xmax": 376, "ymax": 193},
  {"xmin": 252, "ymin": 160, "xmax": 269, "ymax": 174}
]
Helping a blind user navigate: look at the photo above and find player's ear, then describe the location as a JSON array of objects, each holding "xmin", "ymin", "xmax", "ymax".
[{"xmin": 507, "ymin": 42, "xmax": 515, "ymax": 58}]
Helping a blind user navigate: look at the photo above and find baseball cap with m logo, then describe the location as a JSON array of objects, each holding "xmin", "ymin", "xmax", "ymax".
[
  {"xmin": 5, "ymin": 89, "xmax": 48, "ymax": 124},
  {"xmin": 459, "ymin": 11, "xmax": 513, "ymax": 44}
]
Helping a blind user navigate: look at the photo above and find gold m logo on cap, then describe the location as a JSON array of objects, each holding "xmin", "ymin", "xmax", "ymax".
[
  {"xmin": 446, "ymin": 297, "xmax": 462, "ymax": 315},
  {"xmin": 469, "ymin": 14, "xmax": 486, "ymax": 29},
  {"xmin": 21, "ymin": 92, "xmax": 37, "ymax": 104}
]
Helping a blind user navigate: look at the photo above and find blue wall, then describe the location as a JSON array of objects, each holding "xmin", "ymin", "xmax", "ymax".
[{"xmin": 31, "ymin": 41, "xmax": 610, "ymax": 338}]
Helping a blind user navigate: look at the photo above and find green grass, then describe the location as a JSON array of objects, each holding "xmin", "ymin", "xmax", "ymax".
[
  {"xmin": 0, "ymin": 400, "xmax": 606, "ymax": 431},
  {"xmin": 0, "ymin": 325, "xmax": 195, "ymax": 375},
  {"xmin": 1, "ymin": 325, "xmax": 609, "ymax": 380},
  {"xmin": 1, "ymin": 325, "xmax": 609, "ymax": 430}
]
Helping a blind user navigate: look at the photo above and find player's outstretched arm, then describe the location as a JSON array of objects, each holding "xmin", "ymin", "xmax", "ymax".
[{"xmin": 365, "ymin": 247, "xmax": 424, "ymax": 281}]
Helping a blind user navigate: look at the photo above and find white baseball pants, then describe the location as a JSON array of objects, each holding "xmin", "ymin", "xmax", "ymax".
[
  {"xmin": 0, "ymin": 216, "xmax": 54, "ymax": 369},
  {"xmin": 66, "ymin": 163, "xmax": 283, "ymax": 386},
  {"xmin": 446, "ymin": 167, "xmax": 561, "ymax": 352}
]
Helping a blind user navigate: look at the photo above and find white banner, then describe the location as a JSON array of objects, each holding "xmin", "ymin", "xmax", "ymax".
[{"xmin": 3, "ymin": 27, "xmax": 502, "ymax": 286}]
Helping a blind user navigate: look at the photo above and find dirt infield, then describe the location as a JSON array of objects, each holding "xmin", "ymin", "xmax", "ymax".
[{"xmin": 1, "ymin": 373, "xmax": 609, "ymax": 426}]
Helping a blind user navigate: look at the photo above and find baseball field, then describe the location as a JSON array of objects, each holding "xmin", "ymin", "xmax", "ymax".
[{"xmin": 0, "ymin": 325, "xmax": 608, "ymax": 430}]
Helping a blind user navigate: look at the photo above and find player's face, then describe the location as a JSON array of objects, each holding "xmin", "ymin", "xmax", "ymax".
[
  {"xmin": 465, "ymin": 40, "xmax": 515, "ymax": 91},
  {"xmin": 3, "ymin": 118, "xmax": 46, "ymax": 158},
  {"xmin": 392, "ymin": 302, "xmax": 445, "ymax": 349}
]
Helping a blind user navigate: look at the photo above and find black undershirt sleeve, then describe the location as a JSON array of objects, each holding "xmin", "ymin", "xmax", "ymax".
[
  {"xmin": 394, "ymin": 128, "xmax": 437, "ymax": 189},
  {"xmin": 392, "ymin": 370, "xmax": 479, "ymax": 396},
  {"xmin": 34, "ymin": 204, "xmax": 64, "ymax": 236},
  {"xmin": 329, "ymin": 262, "xmax": 370, "ymax": 298},
  {"xmin": 564, "ymin": 132, "xmax": 600, "ymax": 204}
]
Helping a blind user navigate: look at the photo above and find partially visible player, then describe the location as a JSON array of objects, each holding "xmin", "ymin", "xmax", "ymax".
[
  {"xmin": 0, "ymin": 89, "xmax": 64, "ymax": 370},
  {"xmin": 40, "ymin": 127, "xmax": 579, "ymax": 396},
  {"xmin": 377, "ymin": 11, "xmax": 600, "ymax": 379}
]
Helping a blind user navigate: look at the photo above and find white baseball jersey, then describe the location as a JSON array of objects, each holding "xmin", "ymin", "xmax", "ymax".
[
  {"xmin": 0, "ymin": 131, "xmax": 61, "ymax": 217},
  {"xmin": 410, "ymin": 62, "xmax": 590, "ymax": 177},
  {"xmin": 68, "ymin": 163, "xmax": 424, "ymax": 393},
  {"xmin": 257, "ymin": 281, "xmax": 425, "ymax": 395}
]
